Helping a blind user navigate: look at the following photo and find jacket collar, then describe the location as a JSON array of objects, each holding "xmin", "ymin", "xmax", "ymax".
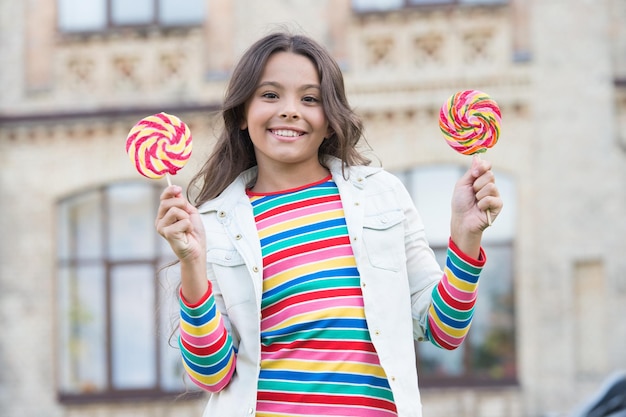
[{"xmin": 197, "ymin": 156, "xmax": 382, "ymax": 214}]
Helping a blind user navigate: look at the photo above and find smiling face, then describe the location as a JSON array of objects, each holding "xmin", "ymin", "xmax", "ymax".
[{"xmin": 242, "ymin": 51, "xmax": 330, "ymax": 182}]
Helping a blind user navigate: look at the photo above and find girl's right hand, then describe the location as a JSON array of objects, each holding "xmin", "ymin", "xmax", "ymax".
[
  {"xmin": 155, "ymin": 185, "xmax": 206, "ymax": 263},
  {"xmin": 156, "ymin": 185, "xmax": 209, "ymax": 304}
]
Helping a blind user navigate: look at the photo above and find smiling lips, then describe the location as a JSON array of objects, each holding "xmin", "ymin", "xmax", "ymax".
[{"xmin": 270, "ymin": 128, "xmax": 305, "ymax": 139}]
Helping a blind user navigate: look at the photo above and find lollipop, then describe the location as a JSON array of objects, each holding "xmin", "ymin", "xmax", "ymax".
[
  {"xmin": 126, "ymin": 112, "xmax": 192, "ymax": 185},
  {"xmin": 439, "ymin": 89, "xmax": 501, "ymax": 224},
  {"xmin": 439, "ymin": 89, "xmax": 501, "ymax": 155}
]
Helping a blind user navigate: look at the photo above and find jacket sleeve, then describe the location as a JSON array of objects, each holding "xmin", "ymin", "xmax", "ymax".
[
  {"xmin": 425, "ymin": 238, "xmax": 486, "ymax": 350},
  {"xmin": 179, "ymin": 280, "xmax": 237, "ymax": 392}
]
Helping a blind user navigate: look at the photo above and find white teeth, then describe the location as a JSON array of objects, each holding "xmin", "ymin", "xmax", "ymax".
[{"xmin": 273, "ymin": 129, "xmax": 301, "ymax": 137}]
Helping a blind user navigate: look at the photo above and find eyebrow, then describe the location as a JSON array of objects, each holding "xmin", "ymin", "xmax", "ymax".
[{"xmin": 256, "ymin": 81, "xmax": 321, "ymax": 91}]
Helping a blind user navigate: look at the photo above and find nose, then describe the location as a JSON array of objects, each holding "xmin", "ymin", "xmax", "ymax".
[
  {"xmin": 279, "ymin": 98, "xmax": 300, "ymax": 120},
  {"xmin": 280, "ymin": 109, "xmax": 300, "ymax": 120}
]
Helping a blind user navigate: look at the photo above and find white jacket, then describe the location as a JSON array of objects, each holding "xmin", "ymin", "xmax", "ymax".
[{"xmin": 196, "ymin": 157, "xmax": 444, "ymax": 417}]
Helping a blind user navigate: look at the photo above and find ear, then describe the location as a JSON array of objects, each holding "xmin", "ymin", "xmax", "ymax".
[
  {"xmin": 240, "ymin": 120, "xmax": 248, "ymax": 130},
  {"xmin": 325, "ymin": 125, "xmax": 334, "ymax": 139}
]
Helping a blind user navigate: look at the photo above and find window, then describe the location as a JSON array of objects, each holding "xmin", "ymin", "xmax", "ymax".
[
  {"xmin": 396, "ymin": 165, "xmax": 517, "ymax": 386},
  {"xmin": 56, "ymin": 182, "xmax": 193, "ymax": 401},
  {"xmin": 57, "ymin": 0, "xmax": 205, "ymax": 33},
  {"xmin": 352, "ymin": 0, "xmax": 506, "ymax": 13}
]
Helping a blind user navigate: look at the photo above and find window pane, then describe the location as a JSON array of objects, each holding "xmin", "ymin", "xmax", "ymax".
[
  {"xmin": 58, "ymin": 191, "xmax": 103, "ymax": 261},
  {"xmin": 352, "ymin": 0, "xmax": 403, "ymax": 12},
  {"xmin": 108, "ymin": 183, "xmax": 156, "ymax": 261},
  {"xmin": 418, "ymin": 341, "xmax": 465, "ymax": 377},
  {"xmin": 484, "ymin": 174, "xmax": 516, "ymax": 242},
  {"xmin": 408, "ymin": 165, "xmax": 463, "ymax": 246},
  {"xmin": 58, "ymin": 265, "xmax": 107, "ymax": 393},
  {"xmin": 111, "ymin": 0, "xmax": 154, "ymax": 25},
  {"xmin": 159, "ymin": 0, "xmax": 205, "ymax": 25},
  {"xmin": 111, "ymin": 264, "xmax": 157, "ymax": 389},
  {"xmin": 158, "ymin": 264, "xmax": 188, "ymax": 391},
  {"xmin": 468, "ymin": 244, "xmax": 516, "ymax": 380},
  {"xmin": 58, "ymin": 0, "xmax": 106, "ymax": 32}
]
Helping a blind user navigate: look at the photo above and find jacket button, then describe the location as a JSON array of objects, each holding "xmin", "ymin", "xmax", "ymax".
[
  {"xmin": 218, "ymin": 211, "xmax": 226, "ymax": 218},
  {"xmin": 253, "ymin": 266, "xmax": 259, "ymax": 273},
  {"xmin": 248, "ymin": 407, "xmax": 254, "ymax": 414},
  {"xmin": 235, "ymin": 234, "xmax": 242, "ymax": 240}
]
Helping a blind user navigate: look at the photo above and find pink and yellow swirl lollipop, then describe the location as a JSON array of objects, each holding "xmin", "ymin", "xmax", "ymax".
[
  {"xmin": 439, "ymin": 90, "xmax": 501, "ymax": 224},
  {"xmin": 439, "ymin": 90, "xmax": 501, "ymax": 155},
  {"xmin": 126, "ymin": 112, "xmax": 192, "ymax": 184}
]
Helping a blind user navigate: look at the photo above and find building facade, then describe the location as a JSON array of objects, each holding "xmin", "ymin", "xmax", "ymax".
[{"xmin": 0, "ymin": 0, "xmax": 625, "ymax": 416}]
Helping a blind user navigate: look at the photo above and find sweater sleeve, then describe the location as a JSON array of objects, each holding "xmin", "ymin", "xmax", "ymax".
[
  {"xmin": 179, "ymin": 282, "xmax": 236, "ymax": 392},
  {"xmin": 425, "ymin": 237, "xmax": 486, "ymax": 350}
]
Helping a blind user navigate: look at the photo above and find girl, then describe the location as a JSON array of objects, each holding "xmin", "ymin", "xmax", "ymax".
[{"xmin": 156, "ymin": 32, "xmax": 502, "ymax": 417}]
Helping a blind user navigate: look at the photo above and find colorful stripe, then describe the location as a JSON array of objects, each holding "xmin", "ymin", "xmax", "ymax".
[
  {"xmin": 426, "ymin": 239, "xmax": 485, "ymax": 350},
  {"xmin": 178, "ymin": 286, "xmax": 236, "ymax": 392},
  {"xmin": 249, "ymin": 176, "xmax": 398, "ymax": 417}
]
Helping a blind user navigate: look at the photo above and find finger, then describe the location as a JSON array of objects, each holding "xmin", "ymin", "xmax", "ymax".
[
  {"xmin": 477, "ymin": 195, "xmax": 503, "ymax": 227},
  {"xmin": 161, "ymin": 206, "xmax": 190, "ymax": 227},
  {"xmin": 471, "ymin": 155, "xmax": 492, "ymax": 177},
  {"xmin": 471, "ymin": 165, "xmax": 495, "ymax": 189},
  {"xmin": 160, "ymin": 184, "xmax": 184, "ymax": 201},
  {"xmin": 157, "ymin": 199, "xmax": 184, "ymax": 225},
  {"xmin": 163, "ymin": 217, "xmax": 192, "ymax": 241},
  {"xmin": 457, "ymin": 159, "xmax": 482, "ymax": 187},
  {"xmin": 156, "ymin": 206, "xmax": 190, "ymax": 236},
  {"xmin": 474, "ymin": 181, "xmax": 499, "ymax": 202},
  {"xmin": 156, "ymin": 189, "xmax": 190, "ymax": 221}
]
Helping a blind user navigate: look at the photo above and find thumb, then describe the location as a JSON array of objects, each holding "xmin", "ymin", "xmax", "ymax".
[
  {"xmin": 470, "ymin": 154, "xmax": 491, "ymax": 178},
  {"xmin": 457, "ymin": 156, "xmax": 481, "ymax": 187}
]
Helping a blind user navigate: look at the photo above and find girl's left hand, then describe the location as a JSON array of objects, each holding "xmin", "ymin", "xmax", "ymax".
[{"xmin": 450, "ymin": 156, "xmax": 503, "ymax": 255}]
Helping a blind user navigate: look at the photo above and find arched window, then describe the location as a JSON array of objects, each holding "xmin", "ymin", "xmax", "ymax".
[
  {"xmin": 56, "ymin": 182, "xmax": 192, "ymax": 402},
  {"xmin": 395, "ymin": 164, "xmax": 517, "ymax": 386}
]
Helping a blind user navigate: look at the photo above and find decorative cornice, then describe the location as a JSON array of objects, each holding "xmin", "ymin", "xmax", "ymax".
[{"xmin": 0, "ymin": 103, "xmax": 220, "ymax": 127}]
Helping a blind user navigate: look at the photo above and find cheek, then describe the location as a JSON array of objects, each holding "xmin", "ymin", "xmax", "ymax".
[{"xmin": 240, "ymin": 102, "xmax": 253, "ymax": 130}]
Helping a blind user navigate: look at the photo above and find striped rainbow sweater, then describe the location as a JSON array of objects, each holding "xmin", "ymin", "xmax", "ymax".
[{"xmin": 178, "ymin": 177, "xmax": 483, "ymax": 414}]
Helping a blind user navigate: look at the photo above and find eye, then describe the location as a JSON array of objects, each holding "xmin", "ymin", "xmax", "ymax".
[
  {"xmin": 261, "ymin": 91, "xmax": 278, "ymax": 99},
  {"xmin": 302, "ymin": 95, "xmax": 320, "ymax": 103}
]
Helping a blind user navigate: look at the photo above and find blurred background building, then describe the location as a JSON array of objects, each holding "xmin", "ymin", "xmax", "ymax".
[{"xmin": 0, "ymin": 0, "xmax": 624, "ymax": 416}]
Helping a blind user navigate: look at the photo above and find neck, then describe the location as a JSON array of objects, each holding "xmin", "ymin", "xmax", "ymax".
[{"xmin": 252, "ymin": 160, "xmax": 330, "ymax": 193}]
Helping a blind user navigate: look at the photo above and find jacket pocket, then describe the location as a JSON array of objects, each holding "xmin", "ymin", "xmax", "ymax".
[
  {"xmin": 207, "ymin": 248, "xmax": 245, "ymax": 266},
  {"xmin": 207, "ymin": 248, "xmax": 253, "ymax": 308},
  {"xmin": 362, "ymin": 209, "xmax": 406, "ymax": 271}
]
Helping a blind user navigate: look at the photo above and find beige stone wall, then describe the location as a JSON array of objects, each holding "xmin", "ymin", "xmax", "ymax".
[{"xmin": 1, "ymin": 0, "xmax": 625, "ymax": 416}]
